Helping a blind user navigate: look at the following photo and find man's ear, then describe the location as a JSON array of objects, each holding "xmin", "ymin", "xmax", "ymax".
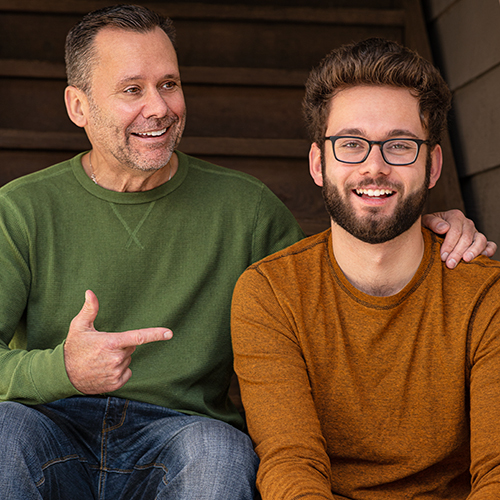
[
  {"xmin": 64, "ymin": 86, "xmax": 89, "ymax": 128},
  {"xmin": 309, "ymin": 142, "xmax": 324, "ymax": 187},
  {"xmin": 428, "ymin": 144, "xmax": 443, "ymax": 189}
]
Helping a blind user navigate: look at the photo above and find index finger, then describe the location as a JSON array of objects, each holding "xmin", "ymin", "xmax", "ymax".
[{"xmin": 113, "ymin": 327, "xmax": 173, "ymax": 349}]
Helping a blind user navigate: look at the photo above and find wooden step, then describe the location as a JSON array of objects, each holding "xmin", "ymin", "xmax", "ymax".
[{"xmin": 0, "ymin": 5, "xmax": 405, "ymax": 69}]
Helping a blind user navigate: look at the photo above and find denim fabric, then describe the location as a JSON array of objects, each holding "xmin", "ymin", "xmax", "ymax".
[{"xmin": 0, "ymin": 397, "xmax": 258, "ymax": 499}]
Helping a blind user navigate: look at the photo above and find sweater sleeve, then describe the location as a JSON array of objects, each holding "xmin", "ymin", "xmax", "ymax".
[
  {"xmin": 231, "ymin": 266, "xmax": 334, "ymax": 500},
  {"xmin": 467, "ymin": 280, "xmax": 500, "ymax": 499},
  {"xmin": 0, "ymin": 195, "xmax": 79, "ymax": 404},
  {"xmin": 250, "ymin": 184, "xmax": 305, "ymax": 262}
]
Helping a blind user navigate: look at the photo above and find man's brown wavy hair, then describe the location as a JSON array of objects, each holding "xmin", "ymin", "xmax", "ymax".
[{"xmin": 303, "ymin": 38, "xmax": 452, "ymax": 151}]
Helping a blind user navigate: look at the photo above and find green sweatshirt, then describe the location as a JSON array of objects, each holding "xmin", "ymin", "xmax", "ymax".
[{"xmin": 0, "ymin": 151, "xmax": 304, "ymax": 429}]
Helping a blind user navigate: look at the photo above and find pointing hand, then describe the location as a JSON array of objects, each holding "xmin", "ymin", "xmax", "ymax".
[{"xmin": 64, "ymin": 290, "xmax": 172, "ymax": 394}]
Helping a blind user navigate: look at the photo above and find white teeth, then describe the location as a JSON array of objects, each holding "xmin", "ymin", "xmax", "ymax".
[
  {"xmin": 355, "ymin": 188, "xmax": 393, "ymax": 197},
  {"xmin": 137, "ymin": 128, "xmax": 167, "ymax": 137}
]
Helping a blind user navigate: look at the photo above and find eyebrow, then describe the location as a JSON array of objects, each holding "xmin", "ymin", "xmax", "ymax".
[
  {"xmin": 116, "ymin": 73, "xmax": 181, "ymax": 86},
  {"xmin": 333, "ymin": 128, "xmax": 420, "ymax": 139}
]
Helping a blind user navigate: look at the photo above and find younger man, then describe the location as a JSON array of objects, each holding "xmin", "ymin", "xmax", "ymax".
[{"xmin": 232, "ymin": 38, "xmax": 500, "ymax": 499}]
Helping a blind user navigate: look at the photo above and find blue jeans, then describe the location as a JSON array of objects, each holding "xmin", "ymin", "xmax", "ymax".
[{"xmin": 0, "ymin": 397, "xmax": 258, "ymax": 499}]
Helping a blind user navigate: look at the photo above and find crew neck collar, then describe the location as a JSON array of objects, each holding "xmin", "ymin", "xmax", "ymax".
[{"xmin": 72, "ymin": 151, "xmax": 188, "ymax": 204}]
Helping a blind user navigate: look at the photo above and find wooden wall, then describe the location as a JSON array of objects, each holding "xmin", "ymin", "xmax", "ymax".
[
  {"xmin": 0, "ymin": 0, "xmax": 465, "ymax": 236},
  {"xmin": 424, "ymin": 0, "xmax": 500, "ymax": 244}
]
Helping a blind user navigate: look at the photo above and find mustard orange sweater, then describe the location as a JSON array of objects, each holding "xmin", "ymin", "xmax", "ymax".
[{"xmin": 232, "ymin": 228, "xmax": 500, "ymax": 499}]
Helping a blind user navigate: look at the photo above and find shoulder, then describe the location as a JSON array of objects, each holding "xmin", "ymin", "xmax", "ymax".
[
  {"xmin": 426, "ymin": 230, "xmax": 500, "ymax": 285},
  {"xmin": 453, "ymin": 255, "xmax": 500, "ymax": 299},
  {"xmin": 245, "ymin": 229, "xmax": 330, "ymax": 276},
  {"xmin": 179, "ymin": 151, "xmax": 267, "ymax": 192},
  {"xmin": 0, "ymin": 155, "xmax": 79, "ymax": 202},
  {"xmin": 424, "ymin": 232, "xmax": 500, "ymax": 320},
  {"xmin": 177, "ymin": 151, "xmax": 305, "ymax": 252}
]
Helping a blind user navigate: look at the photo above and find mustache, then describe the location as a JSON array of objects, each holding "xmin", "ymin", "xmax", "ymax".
[
  {"xmin": 348, "ymin": 177, "xmax": 403, "ymax": 191},
  {"xmin": 127, "ymin": 115, "xmax": 179, "ymax": 135}
]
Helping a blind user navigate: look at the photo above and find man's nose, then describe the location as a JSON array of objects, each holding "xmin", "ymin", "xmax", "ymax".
[
  {"xmin": 142, "ymin": 88, "xmax": 169, "ymax": 119},
  {"xmin": 357, "ymin": 144, "xmax": 391, "ymax": 176}
]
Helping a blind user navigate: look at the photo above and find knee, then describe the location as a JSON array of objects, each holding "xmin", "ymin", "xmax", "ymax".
[
  {"xmin": 174, "ymin": 418, "xmax": 258, "ymax": 472},
  {"xmin": 0, "ymin": 402, "xmax": 59, "ymax": 454},
  {"xmin": 0, "ymin": 402, "xmax": 38, "ymax": 444}
]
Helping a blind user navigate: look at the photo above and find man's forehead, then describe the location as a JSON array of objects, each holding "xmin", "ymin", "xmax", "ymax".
[
  {"xmin": 92, "ymin": 26, "xmax": 175, "ymax": 59},
  {"xmin": 326, "ymin": 85, "xmax": 423, "ymax": 136},
  {"xmin": 91, "ymin": 26, "xmax": 179, "ymax": 80}
]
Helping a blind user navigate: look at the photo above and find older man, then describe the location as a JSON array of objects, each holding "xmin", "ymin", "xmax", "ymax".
[{"xmin": 0, "ymin": 6, "xmax": 493, "ymax": 500}]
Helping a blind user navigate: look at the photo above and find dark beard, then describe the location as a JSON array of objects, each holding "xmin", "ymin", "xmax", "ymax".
[{"xmin": 322, "ymin": 174, "xmax": 430, "ymax": 245}]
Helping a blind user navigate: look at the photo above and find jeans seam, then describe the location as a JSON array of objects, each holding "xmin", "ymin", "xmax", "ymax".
[
  {"xmin": 38, "ymin": 455, "xmax": 89, "ymax": 489},
  {"xmin": 99, "ymin": 399, "xmax": 131, "ymax": 499},
  {"xmin": 103, "ymin": 399, "xmax": 130, "ymax": 433},
  {"xmin": 88, "ymin": 462, "xmax": 169, "ymax": 474}
]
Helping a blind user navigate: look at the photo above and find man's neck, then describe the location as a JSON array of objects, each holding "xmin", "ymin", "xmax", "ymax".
[
  {"xmin": 83, "ymin": 152, "xmax": 178, "ymax": 193},
  {"xmin": 331, "ymin": 219, "xmax": 425, "ymax": 297}
]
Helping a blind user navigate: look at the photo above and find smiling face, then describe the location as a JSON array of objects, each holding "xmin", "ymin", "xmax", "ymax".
[
  {"xmin": 309, "ymin": 85, "xmax": 442, "ymax": 244},
  {"xmin": 76, "ymin": 26, "xmax": 186, "ymax": 173}
]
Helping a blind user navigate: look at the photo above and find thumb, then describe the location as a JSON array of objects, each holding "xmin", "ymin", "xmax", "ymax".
[{"xmin": 73, "ymin": 290, "xmax": 99, "ymax": 331}]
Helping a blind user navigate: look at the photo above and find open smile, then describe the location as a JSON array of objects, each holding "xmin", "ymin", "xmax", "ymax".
[
  {"xmin": 354, "ymin": 188, "xmax": 395, "ymax": 199},
  {"xmin": 133, "ymin": 128, "xmax": 168, "ymax": 138}
]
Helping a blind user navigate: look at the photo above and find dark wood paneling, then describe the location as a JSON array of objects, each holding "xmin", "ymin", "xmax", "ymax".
[
  {"xmin": 426, "ymin": 0, "xmax": 500, "ymax": 91},
  {"xmin": 0, "ymin": 78, "xmax": 73, "ymax": 132},
  {"xmin": 0, "ymin": 1, "xmax": 404, "ymax": 18},
  {"xmin": 452, "ymin": 66, "xmax": 500, "ymax": 177},
  {"xmin": 175, "ymin": 20, "xmax": 402, "ymax": 70},
  {"xmin": 183, "ymin": 85, "xmax": 306, "ymax": 139},
  {"xmin": 461, "ymin": 167, "xmax": 500, "ymax": 238}
]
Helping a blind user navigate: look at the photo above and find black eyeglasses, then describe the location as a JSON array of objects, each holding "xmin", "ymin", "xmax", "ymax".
[{"xmin": 325, "ymin": 136, "xmax": 429, "ymax": 166}]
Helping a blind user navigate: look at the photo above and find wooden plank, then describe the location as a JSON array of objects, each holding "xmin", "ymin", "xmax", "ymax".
[
  {"xmin": 461, "ymin": 167, "xmax": 500, "ymax": 247},
  {"xmin": 180, "ymin": 66, "xmax": 308, "ymax": 87},
  {"xmin": 0, "ymin": 129, "xmax": 90, "ymax": 151},
  {"xmin": 424, "ymin": 0, "xmax": 460, "ymax": 22},
  {"xmin": 179, "ymin": 137, "xmax": 310, "ymax": 158},
  {"xmin": 0, "ymin": 59, "xmax": 308, "ymax": 86},
  {"xmin": 0, "ymin": 78, "xmax": 72, "ymax": 132},
  {"xmin": 403, "ymin": 0, "xmax": 434, "ymax": 61},
  {"xmin": 182, "ymin": 85, "xmax": 306, "ymax": 139},
  {"xmin": 427, "ymin": 0, "xmax": 500, "ymax": 91},
  {"xmin": 452, "ymin": 65, "xmax": 500, "ymax": 177},
  {"xmin": 0, "ymin": 2, "xmax": 405, "ymax": 26},
  {"xmin": 174, "ymin": 20, "xmax": 402, "ymax": 70},
  {"xmin": 0, "ymin": 59, "xmax": 66, "ymax": 79}
]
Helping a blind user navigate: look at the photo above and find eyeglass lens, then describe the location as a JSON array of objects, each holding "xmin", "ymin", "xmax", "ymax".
[{"xmin": 334, "ymin": 137, "xmax": 419, "ymax": 165}]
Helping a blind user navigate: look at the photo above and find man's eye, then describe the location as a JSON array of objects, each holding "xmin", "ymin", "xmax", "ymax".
[
  {"xmin": 161, "ymin": 81, "xmax": 177, "ymax": 90},
  {"xmin": 339, "ymin": 140, "xmax": 364, "ymax": 149},
  {"xmin": 387, "ymin": 141, "xmax": 415, "ymax": 152},
  {"xmin": 124, "ymin": 87, "xmax": 140, "ymax": 94}
]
